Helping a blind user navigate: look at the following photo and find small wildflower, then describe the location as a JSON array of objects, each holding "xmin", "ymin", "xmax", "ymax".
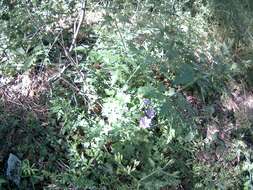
[
  {"xmin": 139, "ymin": 116, "xmax": 152, "ymax": 128},
  {"xmin": 143, "ymin": 98, "xmax": 151, "ymax": 105},
  {"xmin": 145, "ymin": 108, "xmax": 156, "ymax": 119},
  {"xmin": 139, "ymin": 99, "xmax": 156, "ymax": 129}
]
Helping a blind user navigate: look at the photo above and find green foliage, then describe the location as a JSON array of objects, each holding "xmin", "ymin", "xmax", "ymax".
[{"xmin": 0, "ymin": 0, "xmax": 253, "ymax": 189}]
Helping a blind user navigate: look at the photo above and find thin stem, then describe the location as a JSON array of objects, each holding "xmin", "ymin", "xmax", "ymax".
[{"xmin": 69, "ymin": 0, "xmax": 87, "ymax": 52}]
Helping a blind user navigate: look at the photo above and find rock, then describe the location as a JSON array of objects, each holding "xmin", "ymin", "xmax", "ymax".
[{"xmin": 5, "ymin": 153, "xmax": 21, "ymax": 187}]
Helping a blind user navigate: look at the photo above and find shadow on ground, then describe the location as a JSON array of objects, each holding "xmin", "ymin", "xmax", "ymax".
[{"xmin": 0, "ymin": 70, "xmax": 69, "ymax": 190}]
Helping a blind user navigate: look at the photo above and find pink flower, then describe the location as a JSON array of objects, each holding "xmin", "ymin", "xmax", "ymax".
[{"xmin": 139, "ymin": 116, "xmax": 152, "ymax": 128}]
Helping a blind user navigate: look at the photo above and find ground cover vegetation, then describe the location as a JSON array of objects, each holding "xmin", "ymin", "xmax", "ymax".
[{"xmin": 0, "ymin": 0, "xmax": 253, "ymax": 189}]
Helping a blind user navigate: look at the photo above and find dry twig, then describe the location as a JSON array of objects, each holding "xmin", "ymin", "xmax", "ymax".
[{"xmin": 69, "ymin": 1, "xmax": 87, "ymax": 52}]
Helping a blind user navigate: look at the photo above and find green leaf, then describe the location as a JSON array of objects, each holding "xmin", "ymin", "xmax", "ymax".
[
  {"xmin": 118, "ymin": 15, "xmax": 130, "ymax": 23},
  {"xmin": 166, "ymin": 87, "xmax": 176, "ymax": 97},
  {"xmin": 173, "ymin": 64, "xmax": 195, "ymax": 85},
  {"xmin": 137, "ymin": 85, "xmax": 164, "ymax": 100},
  {"xmin": 0, "ymin": 177, "xmax": 7, "ymax": 185},
  {"xmin": 74, "ymin": 45, "xmax": 89, "ymax": 53},
  {"xmin": 16, "ymin": 47, "xmax": 25, "ymax": 55},
  {"xmin": 105, "ymin": 89, "xmax": 115, "ymax": 96}
]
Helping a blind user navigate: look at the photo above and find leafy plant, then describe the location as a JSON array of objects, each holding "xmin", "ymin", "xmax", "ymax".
[{"xmin": 0, "ymin": 0, "xmax": 252, "ymax": 189}]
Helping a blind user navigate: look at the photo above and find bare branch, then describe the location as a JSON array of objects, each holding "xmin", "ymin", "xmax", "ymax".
[{"xmin": 69, "ymin": 1, "xmax": 87, "ymax": 52}]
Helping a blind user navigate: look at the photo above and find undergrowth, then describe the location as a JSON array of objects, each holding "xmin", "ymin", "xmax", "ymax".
[{"xmin": 0, "ymin": 0, "xmax": 253, "ymax": 189}]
